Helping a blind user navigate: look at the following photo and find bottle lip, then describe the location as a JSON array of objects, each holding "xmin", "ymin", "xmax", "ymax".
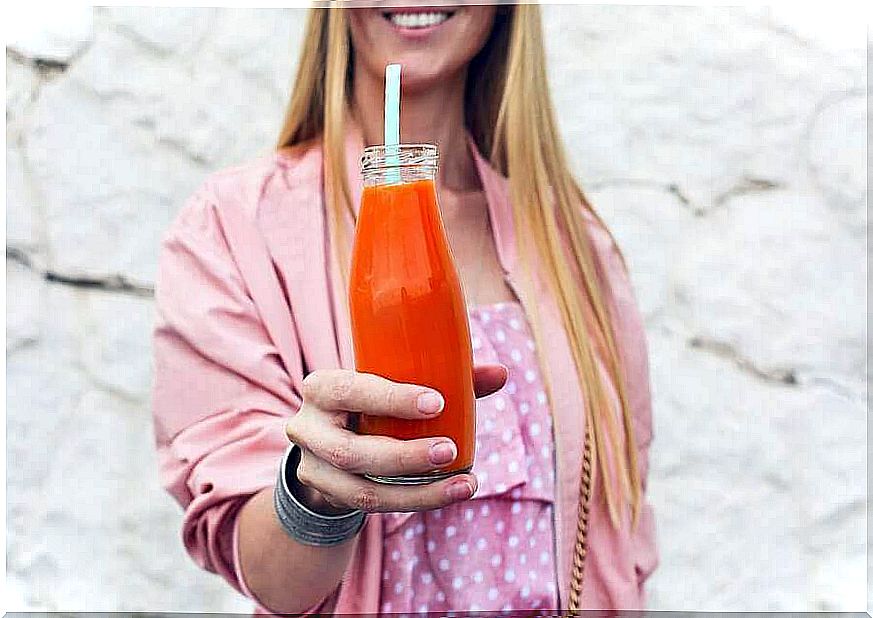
[{"xmin": 361, "ymin": 143, "xmax": 439, "ymax": 173}]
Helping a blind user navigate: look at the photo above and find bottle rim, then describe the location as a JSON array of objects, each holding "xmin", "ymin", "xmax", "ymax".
[{"xmin": 360, "ymin": 143, "xmax": 439, "ymax": 173}]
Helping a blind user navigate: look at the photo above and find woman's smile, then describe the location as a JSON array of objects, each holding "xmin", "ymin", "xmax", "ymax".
[
  {"xmin": 380, "ymin": 7, "xmax": 458, "ymax": 40},
  {"xmin": 382, "ymin": 9, "xmax": 455, "ymax": 30}
]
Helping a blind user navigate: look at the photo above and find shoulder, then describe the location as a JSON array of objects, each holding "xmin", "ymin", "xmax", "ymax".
[{"xmin": 166, "ymin": 141, "xmax": 323, "ymax": 245}]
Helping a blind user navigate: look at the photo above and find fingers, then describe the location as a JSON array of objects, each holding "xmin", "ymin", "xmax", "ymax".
[
  {"xmin": 286, "ymin": 410, "xmax": 459, "ymax": 477},
  {"xmin": 302, "ymin": 370, "xmax": 444, "ymax": 418},
  {"xmin": 473, "ymin": 363, "xmax": 508, "ymax": 398},
  {"xmin": 297, "ymin": 452, "xmax": 478, "ymax": 513}
]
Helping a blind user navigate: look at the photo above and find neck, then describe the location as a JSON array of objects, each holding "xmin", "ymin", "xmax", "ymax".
[{"xmin": 351, "ymin": 67, "xmax": 479, "ymax": 193}]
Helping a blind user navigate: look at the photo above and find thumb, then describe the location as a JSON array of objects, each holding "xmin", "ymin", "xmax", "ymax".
[{"xmin": 473, "ymin": 363, "xmax": 508, "ymax": 398}]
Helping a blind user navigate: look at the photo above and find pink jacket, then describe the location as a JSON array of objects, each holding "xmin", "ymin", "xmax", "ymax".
[{"xmin": 152, "ymin": 125, "xmax": 658, "ymax": 613}]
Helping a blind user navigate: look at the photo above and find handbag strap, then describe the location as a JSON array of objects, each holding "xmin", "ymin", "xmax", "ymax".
[{"xmin": 568, "ymin": 426, "xmax": 594, "ymax": 610}]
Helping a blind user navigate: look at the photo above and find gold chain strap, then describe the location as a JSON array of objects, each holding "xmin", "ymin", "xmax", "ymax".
[{"xmin": 568, "ymin": 426, "xmax": 594, "ymax": 611}]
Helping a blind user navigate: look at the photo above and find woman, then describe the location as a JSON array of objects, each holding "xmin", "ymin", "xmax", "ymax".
[{"xmin": 153, "ymin": 4, "xmax": 657, "ymax": 615}]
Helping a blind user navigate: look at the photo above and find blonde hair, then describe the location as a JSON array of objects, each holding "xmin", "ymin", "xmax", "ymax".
[{"xmin": 277, "ymin": 6, "xmax": 640, "ymax": 529}]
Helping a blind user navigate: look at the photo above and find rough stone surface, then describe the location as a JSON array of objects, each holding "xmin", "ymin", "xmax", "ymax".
[
  {"xmin": 7, "ymin": 6, "xmax": 94, "ymax": 64},
  {"xmin": 5, "ymin": 5, "xmax": 867, "ymax": 613}
]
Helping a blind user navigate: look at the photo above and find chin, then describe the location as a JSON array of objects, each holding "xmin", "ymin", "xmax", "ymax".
[{"xmin": 393, "ymin": 61, "xmax": 455, "ymax": 93}]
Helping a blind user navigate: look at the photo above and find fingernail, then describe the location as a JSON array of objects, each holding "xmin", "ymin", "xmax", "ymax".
[
  {"xmin": 429, "ymin": 440, "xmax": 457, "ymax": 465},
  {"xmin": 446, "ymin": 479, "xmax": 474, "ymax": 501},
  {"xmin": 417, "ymin": 391, "xmax": 444, "ymax": 415}
]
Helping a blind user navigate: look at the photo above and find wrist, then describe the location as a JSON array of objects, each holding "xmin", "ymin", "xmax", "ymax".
[{"xmin": 273, "ymin": 444, "xmax": 366, "ymax": 546}]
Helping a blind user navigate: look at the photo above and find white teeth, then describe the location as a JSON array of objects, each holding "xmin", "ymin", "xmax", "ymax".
[{"xmin": 389, "ymin": 11, "xmax": 450, "ymax": 29}]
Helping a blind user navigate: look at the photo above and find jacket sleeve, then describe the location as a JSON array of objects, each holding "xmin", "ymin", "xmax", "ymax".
[{"xmin": 152, "ymin": 182, "xmax": 303, "ymax": 598}]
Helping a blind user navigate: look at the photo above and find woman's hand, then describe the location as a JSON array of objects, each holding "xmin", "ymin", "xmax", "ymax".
[{"xmin": 284, "ymin": 365, "xmax": 507, "ymax": 514}]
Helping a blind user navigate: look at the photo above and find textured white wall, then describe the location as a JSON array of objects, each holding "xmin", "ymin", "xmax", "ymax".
[{"xmin": 5, "ymin": 6, "xmax": 867, "ymax": 612}]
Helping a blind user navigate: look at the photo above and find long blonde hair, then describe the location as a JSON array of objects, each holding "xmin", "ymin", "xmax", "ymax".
[{"xmin": 277, "ymin": 6, "xmax": 641, "ymax": 527}]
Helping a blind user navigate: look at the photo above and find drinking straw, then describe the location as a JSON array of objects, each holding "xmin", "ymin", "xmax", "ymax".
[{"xmin": 384, "ymin": 63, "xmax": 402, "ymax": 184}]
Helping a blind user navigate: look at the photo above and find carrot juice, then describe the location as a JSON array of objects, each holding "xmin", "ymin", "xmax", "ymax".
[{"xmin": 349, "ymin": 144, "xmax": 475, "ymax": 484}]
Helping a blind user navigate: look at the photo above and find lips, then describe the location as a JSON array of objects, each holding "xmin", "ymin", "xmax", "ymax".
[{"xmin": 383, "ymin": 10, "xmax": 455, "ymax": 29}]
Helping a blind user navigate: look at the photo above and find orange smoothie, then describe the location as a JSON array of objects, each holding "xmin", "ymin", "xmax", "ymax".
[{"xmin": 349, "ymin": 178, "xmax": 476, "ymax": 481}]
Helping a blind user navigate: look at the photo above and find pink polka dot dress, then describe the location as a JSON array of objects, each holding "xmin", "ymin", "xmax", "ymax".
[{"xmin": 379, "ymin": 301, "xmax": 559, "ymax": 613}]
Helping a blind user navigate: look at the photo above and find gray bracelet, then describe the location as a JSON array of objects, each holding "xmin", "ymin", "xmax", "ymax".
[{"xmin": 273, "ymin": 444, "xmax": 366, "ymax": 546}]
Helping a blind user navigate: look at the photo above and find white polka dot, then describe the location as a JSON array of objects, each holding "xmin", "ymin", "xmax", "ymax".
[
  {"xmin": 510, "ymin": 487, "xmax": 522, "ymax": 499},
  {"xmin": 458, "ymin": 543, "xmax": 469, "ymax": 555},
  {"xmin": 415, "ymin": 522, "xmax": 425, "ymax": 534},
  {"xmin": 530, "ymin": 422, "xmax": 541, "ymax": 437},
  {"xmin": 476, "ymin": 537, "xmax": 487, "ymax": 550},
  {"xmin": 501, "ymin": 428, "xmax": 513, "ymax": 444},
  {"xmin": 446, "ymin": 525, "xmax": 456, "ymax": 538},
  {"xmin": 529, "ymin": 570, "xmax": 538, "ymax": 580},
  {"xmin": 384, "ymin": 601, "xmax": 392, "ymax": 612},
  {"xmin": 394, "ymin": 582, "xmax": 404, "ymax": 594},
  {"xmin": 481, "ymin": 312, "xmax": 491, "ymax": 323},
  {"xmin": 524, "ymin": 369, "xmax": 536, "ymax": 382},
  {"xmin": 495, "ymin": 397, "xmax": 505, "ymax": 411},
  {"xmin": 491, "ymin": 553, "xmax": 502, "ymax": 567},
  {"xmin": 538, "ymin": 519, "xmax": 548, "ymax": 532},
  {"xmin": 488, "ymin": 588, "xmax": 499, "ymax": 601},
  {"xmin": 473, "ymin": 570, "xmax": 484, "ymax": 583},
  {"xmin": 525, "ymin": 518, "xmax": 534, "ymax": 532},
  {"xmin": 465, "ymin": 508, "xmax": 474, "ymax": 522},
  {"xmin": 536, "ymin": 391, "xmax": 547, "ymax": 404},
  {"xmin": 480, "ymin": 504, "xmax": 490, "ymax": 516},
  {"xmin": 519, "ymin": 553, "xmax": 527, "ymax": 564},
  {"xmin": 541, "ymin": 445, "xmax": 551, "ymax": 458},
  {"xmin": 540, "ymin": 551, "xmax": 550, "ymax": 564},
  {"xmin": 488, "ymin": 452, "xmax": 500, "ymax": 465},
  {"xmin": 532, "ymin": 599, "xmax": 542, "ymax": 608},
  {"xmin": 433, "ymin": 509, "xmax": 442, "ymax": 519},
  {"xmin": 419, "ymin": 603, "xmax": 428, "ymax": 613},
  {"xmin": 427, "ymin": 540, "xmax": 436, "ymax": 551},
  {"xmin": 421, "ymin": 572, "xmax": 433, "ymax": 584},
  {"xmin": 510, "ymin": 318, "xmax": 522, "ymax": 331},
  {"xmin": 547, "ymin": 581, "xmax": 556, "ymax": 592},
  {"xmin": 391, "ymin": 550, "xmax": 400, "ymax": 561},
  {"xmin": 519, "ymin": 402, "xmax": 530, "ymax": 415},
  {"xmin": 410, "ymin": 555, "xmax": 419, "ymax": 568},
  {"xmin": 484, "ymin": 418, "xmax": 495, "ymax": 431},
  {"xmin": 495, "ymin": 482, "xmax": 507, "ymax": 493},
  {"xmin": 404, "ymin": 528, "xmax": 414, "ymax": 540},
  {"xmin": 506, "ymin": 380, "xmax": 517, "ymax": 394},
  {"xmin": 495, "ymin": 329, "xmax": 506, "ymax": 342},
  {"xmin": 511, "ymin": 502, "xmax": 522, "ymax": 514},
  {"xmin": 521, "ymin": 585, "xmax": 531, "ymax": 598},
  {"xmin": 508, "ymin": 460, "xmax": 519, "ymax": 473},
  {"xmin": 496, "ymin": 520, "xmax": 505, "ymax": 533},
  {"xmin": 439, "ymin": 558, "xmax": 450, "ymax": 571},
  {"xmin": 533, "ymin": 476, "xmax": 543, "ymax": 489},
  {"xmin": 436, "ymin": 590, "xmax": 446, "ymax": 602},
  {"xmin": 452, "ymin": 576, "xmax": 463, "ymax": 590},
  {"xmin": 526, "ymin": 338, "xmax": 535, "ymax": 350},
  {"xmin": 478, "ymin": 470, "xmax": 489, "ymax": 483},
  {"xmin": 504, "ymin": 569, "xmax": 516, "ymax": 583},
  {"xmin": 529, "ymin": 537, "xmax": 537, "ymax": 548},
  {"xmin": 508, "ymin": 536, "xmax": 519, "ymax": 548}
]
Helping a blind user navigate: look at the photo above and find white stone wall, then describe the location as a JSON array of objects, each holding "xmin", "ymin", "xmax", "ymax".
[{"xmin": 6, "ymin": 6, "xmax": 867, "ymax": 612}]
